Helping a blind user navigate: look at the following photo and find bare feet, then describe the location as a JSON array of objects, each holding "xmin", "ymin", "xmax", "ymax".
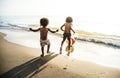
[
  {"xmin": 67, "ymin": 51, "xmax": 70, "ymax": 56},
  {"xmin": 40, "ymin": 54, "xmax": 44, "ymax": 57},
  {"xmin": 67, "ymin": 49, "xmax": 71, "ymax": 56}
]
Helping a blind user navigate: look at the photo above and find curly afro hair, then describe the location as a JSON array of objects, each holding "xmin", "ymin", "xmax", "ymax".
[
  {"xmin": 40, "ymin": 18, "xmax": 49, "ymax": 27},
  {"xmin": 66, "ymin": 16, "xmax": 73, "ymax": 23}
]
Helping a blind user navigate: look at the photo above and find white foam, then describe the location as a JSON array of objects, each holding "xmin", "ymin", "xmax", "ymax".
[{"xmin": 0, "ymin": 29, "xmax": 40, "ymax": 48}]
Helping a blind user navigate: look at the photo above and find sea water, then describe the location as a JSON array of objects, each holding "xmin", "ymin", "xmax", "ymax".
[{"xmin": 0, "ymin": 15, "xmax": 120, "ymax": 69}]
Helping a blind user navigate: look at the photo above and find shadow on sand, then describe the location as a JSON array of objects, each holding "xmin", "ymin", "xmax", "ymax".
[{"xmin": 0, "ymin": 53, "xmax": 58, "ymax": 78}]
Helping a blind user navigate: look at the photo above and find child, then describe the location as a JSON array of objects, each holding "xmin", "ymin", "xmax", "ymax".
[
  {"xmin": 30, "ymin": 18, "xmax": 58, "ymax": 57},
  {"xmin": 60, "ymin": 16, "xmax": 75, "ymax": 56}
]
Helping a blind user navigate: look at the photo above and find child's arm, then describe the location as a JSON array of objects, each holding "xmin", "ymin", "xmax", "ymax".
[
  {"xmin": 29, "ymin": 28, "xmax": 40, "ymax": 32},
  {"xmin": 71, "ymin": 27, "xmax": 75, "ymax": 34},
  {"xmin": 48, "ymin": 28, "xmax": 59, "ymax": 33},
  {"xmin": 60, "ymin": 24, "xmax": 65, "ymax": 31}
]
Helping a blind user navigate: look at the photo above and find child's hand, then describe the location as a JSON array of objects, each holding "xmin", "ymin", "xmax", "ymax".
[
  {"xmin": 56, "ymin": 29, "xmax": 59, "ymax": 32},
  {"xmin": 74, "ymin": 32, "xmax": 75, "ymax": 34},
  {"xmin": 29, "ymin": 28, "xmax": 32, "ymax": 30}
]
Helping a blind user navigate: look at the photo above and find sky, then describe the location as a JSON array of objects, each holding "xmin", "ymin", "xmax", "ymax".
[
  {"xmin": 0, "ymin": 0, "xmax": 120, "ymax": 35},
  {"xmin": 0, "ymin": 0, "xmax": 120, "ymax": 16}
]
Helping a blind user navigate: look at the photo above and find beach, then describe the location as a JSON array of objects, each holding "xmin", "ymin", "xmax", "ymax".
[{"xmin": 0, "ymin": 32, "xmax": 120, "ymax": 78}]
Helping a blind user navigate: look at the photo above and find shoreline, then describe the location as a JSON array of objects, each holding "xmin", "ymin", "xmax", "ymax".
[
  {"xmin": 0, "ymin": 32, "xmax": 120, "ymax": 78},
  {"xmin": 0, "ymin": 29, "xmax": 120, "ymax": 68}
]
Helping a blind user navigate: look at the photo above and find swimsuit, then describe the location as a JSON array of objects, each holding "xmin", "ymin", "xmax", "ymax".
[{"xmin": 40, "ymin": 39, "xmax": 50, "ymax": 47}]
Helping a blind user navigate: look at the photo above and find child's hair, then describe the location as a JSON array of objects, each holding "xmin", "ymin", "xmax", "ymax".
[
  {"xmin": 40, "ymin": 18, "xmax": 49, "ymax": 27},
  {"xmin": 66, "ymin": 16, "xmax": 73, "ymax": 23}
]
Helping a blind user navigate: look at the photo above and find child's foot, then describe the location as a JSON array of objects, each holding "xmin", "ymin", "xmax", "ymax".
[
  {"xmin": 60, "ymin": 51, "xmax": 62, "ymax": 54},
  {"xmin": 67, "ymin": 52, "xmax": 70, "ymax": 56},
  {"xmin": 67, "ymin": 50, "xmax": 70, "ymax": 56},
  {"xmin": 40, "ymin": 54, "xmax": 44, "ymax": 57},
  {"xmin": 60, "ymin": 47, "xmax": 62, "ymax": 54}
]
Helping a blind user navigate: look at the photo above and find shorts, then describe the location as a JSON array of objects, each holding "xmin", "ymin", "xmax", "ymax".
[
  {"xmin": 40, "ymin": 39, "xmax": 50, "ymax": 47},
  {"xmin": 63, "ymin": 33, "xmax": 71, "ymax": 39}
]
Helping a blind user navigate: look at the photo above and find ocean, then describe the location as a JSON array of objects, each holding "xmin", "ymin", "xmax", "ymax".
[
  {"xmin": 0, "ymin": 15, "xmax": 120, "ymax": 35},
  {"xmin": 0, "ymin": 15, "xmax": 120, "ymax": 69},
  {"xmin": 0, "ymin": 15, "xmax": 120, "ymax": 48}
]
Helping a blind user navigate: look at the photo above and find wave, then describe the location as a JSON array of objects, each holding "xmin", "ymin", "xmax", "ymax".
[
  {"xmin": 0, "ymin": 20, "xmax": 30, "ymax": 31},
  {"xmin": 0, "ymin": 20, "xmax": 120, "ymax": 49},
  {"xmin": 75, "ymin": 36, "xmax": 120, "ymax": 49}
]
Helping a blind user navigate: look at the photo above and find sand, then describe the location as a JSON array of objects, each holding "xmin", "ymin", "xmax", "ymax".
[{"xmin": 0, "ymin": 32, "xmax": 120, "ymax": 78}]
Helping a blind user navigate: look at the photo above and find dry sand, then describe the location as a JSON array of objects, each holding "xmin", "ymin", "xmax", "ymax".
[{"xmin": 0, "ymin": 32, "xmax": 120, "ymax": 78}]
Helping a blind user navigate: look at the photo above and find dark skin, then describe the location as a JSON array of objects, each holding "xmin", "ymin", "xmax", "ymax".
[
  {"xmin": 30, "ymin": 27, "xmax": 58, "ymax": 40},
  {"xmin": 60, "ymin": 23, "xmax": 75, "ymax": 55},
  {"xmin": 60, "ymin": 23, "xmax": 75, "ymax": 33},
  {"xmin": 29, "ymin": 27, "xmax": 58, "ymax": 57}
]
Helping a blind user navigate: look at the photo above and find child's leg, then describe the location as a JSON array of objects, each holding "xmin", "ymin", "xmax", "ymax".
[
  {"xmin": 67, "ymin": 37, "xmax": 71, "ymax": 50},
  {"xmin": 60, "ymin": 33, "xmax": 67, "ymax": 48},
  {"xmin": 40, "ymin": 41, "xmax": 45, "ymax": 57},
  {"xmin": 66, "ymin": 38, "xmax": 71, "ymax": 56},
  {"xmin": 46, "ymin": 40, "xmax": 50, "ymax": 53},
  {"xmin": 60, "ymin": 36, "xmax": 66, "ymax": 54},
  {"xmin": 41, "ymin": 46, "xmax": 44, "ymax": 57},
  {"xmin": 60, "ymin": 38, "xmax": 66, "ymax": 48},
  {"xmin": 47, "ymin": 44, "xmax": 50, "ymax": 53},
  {"xmin": 67, "ymin": 34, "xmax": 71, "ymax": 50}
]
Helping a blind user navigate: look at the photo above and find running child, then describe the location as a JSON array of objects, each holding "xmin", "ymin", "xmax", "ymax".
[
  {"xmin": 60, "ymin": 16, "xmax": 75, "ymax": 56},
  {"xmin": 30, "ymin": 18, "xmax": 58, "ymax": 57}
]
